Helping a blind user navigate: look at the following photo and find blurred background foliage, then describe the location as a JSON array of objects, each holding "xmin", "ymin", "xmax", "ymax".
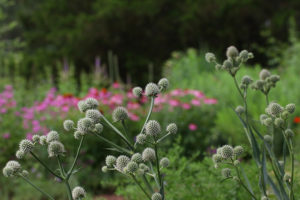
[{"xmin": 1, "ymin": 0, "xmax": 300, "ymax": 199}]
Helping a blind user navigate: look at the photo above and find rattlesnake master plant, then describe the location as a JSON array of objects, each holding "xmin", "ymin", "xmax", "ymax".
[
  {"xmin": 206, "ymin": 46, "xmax": 296, "ymax": 200},
  {"xmin": 2, "ymin": 78, "xmax": 175, "ymax": 200}
]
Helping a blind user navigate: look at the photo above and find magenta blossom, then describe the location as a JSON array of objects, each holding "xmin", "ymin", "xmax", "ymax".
[
  {"xmin": 189, "ymin": 123, "xmax": 198, "ymax": 131},
  {"xmin": 2, "ymin": 133, "xmax": 10, "ymax": 139}
]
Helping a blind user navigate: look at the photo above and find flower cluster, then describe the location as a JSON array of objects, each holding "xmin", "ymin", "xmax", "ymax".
[{"xmin": 251, "ymin": 69, "xmax": 280, "ymax": 95}]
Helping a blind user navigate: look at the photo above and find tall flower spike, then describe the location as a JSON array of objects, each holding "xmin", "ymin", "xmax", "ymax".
[
  {"xmin": 112, "ymin": 106, "xmax": 128, "ymax": 122},
  {"xmin": 72, "ymin": 186, "xmax": 86, "ymax": 200},
  {"xmin": 145, "ymin": 83, "xmax": 160, "ymax": 97}
]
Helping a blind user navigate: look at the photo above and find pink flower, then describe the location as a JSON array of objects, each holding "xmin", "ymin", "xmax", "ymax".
[
  {"xmin": 0, "ymin": 108, "xmax": 7, "ymax": 113},
  {"xmin": 170, "ymin": 89, "xmax": 184, "ymax": 96},
  {"xmin": 112, "ymin": 82, "xmax": 120, "ymax": 89},
  {"xmin": 189, "ymin": 123, "xmax": 198, "ymax": 131},
  {"xmin": 26, "ymin": 133, "xmax": 33, "ymax": 140},
  {"xmin": 2, "ymin": 133, "xmax": 10, "ymax": 139},
  {"xmin": 191, "ymin": 99, "xmax": 201, "ymax": 106},
  {"xmin": 169, "ymin": 99, "xmax": 180, "ymax": 107},
  {"xmin": 127, "ymin": 102, "xmax": 140, "ymax": 110},
  {"xmin": 182, "ymin": 103, "xmax": 191, "ymax": 110},
  {"xmin": 128, "ymin": 112, "xmax": 139, "ymax": 121},
  {"xmin": 204, "ymin": 98, "xmax": 218, "ymax": 104}
]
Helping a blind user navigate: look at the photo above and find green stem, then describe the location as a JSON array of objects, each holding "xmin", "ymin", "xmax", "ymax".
[
  {"xmin": 121, "ymin": 120, "xmax": 130, "ymax": 139},
  {"xmin": 149, "ymin": 162, "xmax": 160, "ymax": 188},
  {"xmin": 30, "ymin": 151, "xmax": 62, "ymax": 180},
  {"xmin": 154, "ymin": 143, "xmax": 164, "ymax": 199},
  {"xmin": 102, "ymin": 115, "xmax": 134, "ymax": 150},
  {"xmin": 265, "ymin": 93, "xmax": 269, "ymax": 105},
  {"xmin": 139, "ymin": 97, "xmax": 155, "ymax": 135},
  {"xmin": 20, "ymin": 175, "xmax": 55, "ymax": 200},
  {"xmin": 157, "ymin": 132, "xmax": 171, "ymax": 143},
  {"xmin": 142, "ymin": 174, "xmax": 154, "ymax": 194},
  {"xmin": 64, "ymin": 180, "xmax": 73, "ymax": 200},
  {"xmin": 131, "ymin": 175, "xmax": 151, "ymax": 200},
  {"xmin": 233, "ymin": 76, "xmax": 244, "ymax": 100},
  {"xmin": 57, "ymin": 155, "xmax": 66, "ymax": 177},
  {"xmin": 67, "ymin": 136, "xmax": 85, "ymax": 179}
]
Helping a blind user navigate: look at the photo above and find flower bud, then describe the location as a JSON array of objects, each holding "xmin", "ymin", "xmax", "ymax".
[
  {"xmin": 19, "ymin": 139, "xmax": 34, "ymax": 153},
  {"xmin": 226, "ymin": 46, "xmax": 239, "ymax": 58},
  {"xmin": 160, "ymin": 157, "xmax": 169, "ymax": 168},
  {"xmin": 126, "ymin": 161, "xmax": 138, "ymax": 173},
  {"xmin": 263, "ymin": 118, "xmax": 273, "ymax": 126},
  {"xmin": 131, "ymin": 153, "xmax": 143, "ymax": 163},
  {"xmin": 95, "ymin": 123, "xmax": 104, "ymax": 134},
  {"xmin": 77, "ymin": 100, "xmax": 89, "ymax": 113},
  {"xmin": 112, "ymin": 106, "xmax": 128, "ymax": 122},
  {"xmin": 274, "ymin": 118, "xmax": 284, "ymax": 128},
  {"xmin": 77, "ymin": 118, "xmax": 94, "ymax": 134},
  {"xmin": 63, "ymin": 120, "xmax": 75, "ymax": 131},
  {"xmin": 39, "ymin": 136, "xmax": 47, "ymax": 145},
  {"xmin": 3, "ymin": 160, "xmax": 22, "ymax": 177},
  {"xmin": 21, "ymin": 170, "xmax": 29, "ymax": 177},
  {"xmin": 221, "ymin": 145, "xmax": 233, "ymax": 159},
  {"xmin": 267, "ymin": 103, "xmax": 283, "ymax": 116},
  {"xmin": 285, "ymin": 103, "xmax": 295, "ymax": 114},
  {"xmin": 215, "ymin": 64, "xmax": 222, "ymax": 70},
  {"xmin": 284, "ymin": 129, "xmax": 294, "ymax": 138},
  {"xmin": 142, "ymin": 148, "xmax": 156, "ymax": 162},
  {"xmin": 235, "ymin": 106, "xmax": 245, "ymax": 115},
  {"xmin": 102, "ymin": 166, "xmax": 108, "ymax": 173},
  {"xmin": 223, "ymin": 60, "xmax": 233, "ymax": 70},
  {"xmin": 205, "ymin": 52, "xmax": 216, "ymax": 63},
  {"xmin": 116, "ymin": 155, "xmax": 130, "ymax": 171},
  {"xmin": 32, "ymin": 135, "xmax": 40, "ymax": 143},
  {"xmin": 145, "ymin": 83, "xmax": 160, "ymax": 97},
  {"xmin": 46, "ymin": 131, "xmax": 59, "ymax": 143},
  {"xmin": 136, "ymin": 134, "xmax": 146, "ymax": 145},
  {"xmin": 3, "ymin": 166, "xmax": 14, "ymax": 177},
  {"xmin": 234, "ymin": 160, "xmax": 240, "ymax": 166},
  {"xmin": 48, "ymin": 141, "xmax": 65, "ymax": 157},
  {"xmin": 85, "ymin": 98, "xmax": 99, "ymax": 110},
  {"xmin": 212, "ymin": 154, "xmax": 222, "ymax": 164},
  {"xmin": 133, "ymin": 87, "xmax": 143, "ymax": 98},
  {"xmin": 259, "ymin": 69, "xmax": 271, "ymax": 80},
  {"xmin": 281, "ymin": 110, "xmax": 289, "ymax": 120},
  {"xmin": 105, "ymin": 155, "xmax": 117, "ymax": 167},
  {"xmin": 16, "ymin": 150, "xmax": 25, "ymax": 159},
  {"xmin": 269, "ymin": 75, "xmax": 280, "ymax": 83},
  {"xmin": 264, "ymin": 135, "xmax": 273, "ymax": 144},
  {"xmin": 151, "ymin": 192, "xmax": 162, "ymax": 200},
  {"xmin": 145, "ymin": 120, "xmax": 161, "ymax": 137},
  {"xmin": 241, "ymin": 75, "xmax": 253, "ymax": 85},
  {"xmin": 72, "ymin": 186, "xmax": 86, "ymax": 200},
  {"xmin": 158, "ymin": 78, "xmax": 169, "ymax": 91},
  {"xmin": 139, "ymin": 163, "xmax": 150, "ymax": 173},
  {"xmin": 233, "ymin": 146, "xmax": 244, "ymax": 157},
  {"xmin": 74, "ymin": 131, "xmax": 82, "ymax": 140},
  {"xmin": 166, "ymin": 123, "xmax": 177, "ymax": 134},
  {"xmin": 86, "ymin": 109, "xmax": 102, "ymax": 123},
  {"xmin": 260, "ymin": 114, "xmax": 268, "ymax": 124},
  {"xmin": 221, "ymin": 168, "xmax": 231, "ymax": 178}
]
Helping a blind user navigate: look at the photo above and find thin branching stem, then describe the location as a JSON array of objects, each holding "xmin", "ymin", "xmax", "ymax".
[
  {"xmin": 67, "ymin": 136, "xmax": 85, "ymax": 179},
  {"xmin": 131, "ymin": 175, "xmax": 151, "ymax": 200},
  {"xmin": 139, "ymin": 97, "xmax": 155, "ymax": 135},
  {"xmin": 20, "ymin": 175, "xmax": 55, "ymax": 200}
]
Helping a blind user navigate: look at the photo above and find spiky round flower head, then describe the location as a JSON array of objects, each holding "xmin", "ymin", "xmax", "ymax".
[
  {"xmin": 116, "ymin": 155, "xmax": 130, "ymax": 171},
  {"xmin": 145, "ymin": 83, "xmax": 160, "ymax": 97},
  {"xmin": 151, "ymin": 192, "xmax": 162, "ymax": 200},
  {"xmin": 239, "ymin": 50, "xmax": 249, "ymax": 60},
  {"xmin": 284, "ymin": 129, "xmax": 294, "ymax": 138},
  {"xmin": 226, "ymin": 46, "xmax": 239, "ymax": 58},
  {"xmin": 112, "ymin": 106, "xmax": 128, "ymax": 122},
  {"xmin": 77, "ymin": 118, "xmax": 94, "ymax": 134},
  {"xmin": 221, "ymin": 145, "xmax": 234, "ymax": 159},
  {"xmin": 215, "ymin": 64, "xmax": 222, "ymax": 70},
  {"xmin": 283, "ymin": 173, "xmax": 291, "ymax": 182},
  {"xmin": 216, "ymin": 147, "xmax": 222, "ymax": 155},
  {"xmin": 133, "ymin": 87, "xmax": 143, "ymax": 98},
  {"xmin": 85, "ymin": 98, "xmax": 99, "ymax": 110},
  {"xmin": 126, "ymin": 161, "xmax": 138, "ymax": 173},
  {"xmin": 205, "ymin": 52, "xmax": 216, "ymax": 63},
  {"xmin": 102, "ymin": 166, "xmax": 108, "ymax": 173},
  {"xmin": 32, "ymin": 135, "xmax": 40, "ymax": 143},
  {"xmin": 158, "ymin": 78, "xmax": 169, "ymax": 91},
  {"xmin": 21, "ymin": 170, "xmax": 29, "ymax": 177},
  {"xmin": 16, "ymin": 150, "xmax": 25, "ymax": 159},
  {"xmin": 63, "ymin": 120, "xmax": 75, "ymax": 131},
  {"xmin": 139, "ymin": 163, "xmax": 150, "ymax": 172},
  {"xmin": 48, "ymin": 141, "xmax": 65, "ymax": 157},
  {"xmin": 233, "ymin": 146, "xmax": 244, "ymax": 157},
  {"xmin": 212, "ymin": 154, "xmax": 222, "ymax": 164},
  {"xmin": 261, "ymin": 196, "xmax": 268, "ymax": 200},
  {"xmin": 267, "ymin": 103, "xmax": 283, "ymax": 116},
  {"xmin": 94, "ymin": 123, "xmax": 104, "ymax": 134},
  {"xmin": 221, "ymin": 168, "xmax": 232, "ymax": 178},
  {"xmin": 19, "ymin": 139, "xmax": 34, "ymax": 153},
  {"xmin": 131, "ymin": 153, "xmax": 143, "ymax": 163},
  {"xmin": 274, "ymin": 118, "xmax": 284, "ymax": 128},
  {"xmin": 285, "ymin": 103, "xmax": 295, "ymax": 114},
  {"xmin": 241, "ymin": 75, "xmax": 253, "ymax": 85},
  {"xmin": 260, "ymin": 114, "xmax": 268, "ymax": 124},
  {"xmin": 166, "ymin": 123, "xmax": 177, "ymax": 134},
  {"xmin": 259, "ymin": 69, "xmax": 271, "ymax": 80},
  {"xmin": 234, "ymin": 160, "xmax": 240, "ymax": 166},
  {"xmin": 77, "ymin": 100, "xmax": 89, "ymax": 113},
  {"xmin": 136, "ymin": 134, "xmax": 146, "ymax": 145},
  {"xmin": 160, "ymin": 157, "xmax": 170, "ymax": 168},
  {"xmin": 235, "ymin": 106, "xmax": 245, "ymax": 115},
  {"xmin": 105, "ymin": 155, "xmax": 117, "ymax": 167},
  {"xmin": 39, "ymin": 136, "xmax": 47, "ymax": 145},
  {"xmin": 281, "ymin": 110, "xmax": 289, "ymax": 120},
  {"xmin": 145, "ymin": 120, "xmax": 161, "ymax": 137},
  {"xmin": 223, "ymin": 59, "xmax": 233, "ymax": 70},
  {"xmin": 86, "ymin": 109, "xmax": 102, "ymax": 123},
  {"xmin": 46, "ymin": 131, "xmax": 59, "ymax": 143},
  {"xmin": 264, "ymin": 135, "xmax": 273, "ymax": 144},
  {"xmin": 142, "ymin": 148, "xmax": 156, "ymax": 162},
  {"xmin": 72, "ymin": 186, "xmax": 86, "ymax": 200},
  {"xmin": 248, "ymin": 52, "xmax": 254, "ymax": 59},
  {"xmin": 3, "ymin": 166, "xmax": 14, "ymax": 177},
  {"xmin": 263, "ymin": 118, "xmax": 273, "ymax": 127},
  {"xmin": 74, "ymin": 131, "xmax": 82, "ymax": 140},
  {"xmin": 269, "ymin": 75, "xmax": 280, "ymax": 83}
]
